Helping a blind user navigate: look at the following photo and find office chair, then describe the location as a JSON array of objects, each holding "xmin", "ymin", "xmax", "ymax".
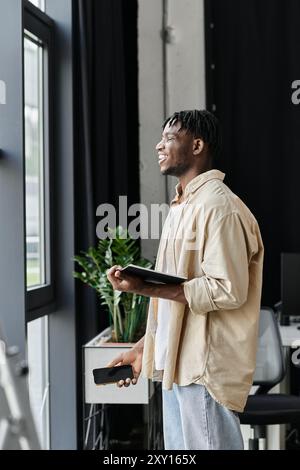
[{"xmin": 239, "ymin": 307, "xmax": 300, "ymax": 450}]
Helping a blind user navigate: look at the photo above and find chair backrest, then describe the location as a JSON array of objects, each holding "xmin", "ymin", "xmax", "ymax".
[{"xmin": 253, "ymin": 307, "xmax": 286, "ymax": 386}]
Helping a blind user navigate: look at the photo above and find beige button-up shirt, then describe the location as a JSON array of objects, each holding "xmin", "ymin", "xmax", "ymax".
[{"xmin": 141, "ymin": 169, "xmax": 264, "ymax": 412}]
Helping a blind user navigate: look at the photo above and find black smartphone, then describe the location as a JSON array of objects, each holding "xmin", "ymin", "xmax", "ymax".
[{"xmin": 93, "ymin": 365, "xmax": 134, "ymax": 385}]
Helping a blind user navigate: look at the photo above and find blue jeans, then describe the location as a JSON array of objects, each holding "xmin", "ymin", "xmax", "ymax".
[{"xmin": 162, "ymin": 383, "xmax": 244, "ymax": 450}]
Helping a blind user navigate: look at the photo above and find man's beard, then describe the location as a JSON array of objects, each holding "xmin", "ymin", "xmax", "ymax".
[{"xmin": 161, "ymin": 161, "xmax": 190, "ymax": 177}]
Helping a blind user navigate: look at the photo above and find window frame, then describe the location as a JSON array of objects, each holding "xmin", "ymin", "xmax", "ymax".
[{"xmin": 24, "ymin": 0, "xmax": 55, "ymax": 320}]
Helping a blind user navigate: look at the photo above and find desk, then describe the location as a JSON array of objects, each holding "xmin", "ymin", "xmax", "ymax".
[{"xmin": 279, "ymin": 324, "xmax": 300, "ymax": 347}]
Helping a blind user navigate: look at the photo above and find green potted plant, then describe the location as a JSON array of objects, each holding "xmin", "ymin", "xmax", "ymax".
[
  {"xmin": 73, "ymin": 226, "xmax": 152, "ymax": 343},
  {"xmin": 74, "ymin": 226, "xmax": 154, "ymax": 405}
]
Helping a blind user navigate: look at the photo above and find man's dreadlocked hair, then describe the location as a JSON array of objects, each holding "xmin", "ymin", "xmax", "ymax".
[{"xmin": 162, "ymin": 109, "xmax": 221, "ymax": 160}]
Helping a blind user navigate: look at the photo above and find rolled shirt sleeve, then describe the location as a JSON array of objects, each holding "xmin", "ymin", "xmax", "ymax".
[{"xmin": 183, "ymin": 212, "xmax": 250, "ymax": 315}]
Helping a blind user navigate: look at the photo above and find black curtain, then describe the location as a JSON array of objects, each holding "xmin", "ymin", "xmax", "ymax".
[
  {"xmin": 205, "ymin": 0, "xmax": 300, "ymax": 306},
  {"xmin": 73, "ymin": 0, "xmax": 140, "ymax": 448}
]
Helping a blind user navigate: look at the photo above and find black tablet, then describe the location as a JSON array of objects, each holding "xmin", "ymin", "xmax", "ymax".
[{"xmin": 121, "ymin": 264, "xmax": 187, "ymax": 285}]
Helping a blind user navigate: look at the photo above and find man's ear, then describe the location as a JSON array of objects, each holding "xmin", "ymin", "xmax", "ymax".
[{"xmin": 193, "ymin": 138, "xmax": 205, "ymax": 155}]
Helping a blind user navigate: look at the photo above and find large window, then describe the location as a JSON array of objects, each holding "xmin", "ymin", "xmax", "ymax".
[
  {"xmin": 24, "ymin": 32, "xmax": 45, "ymax": 289},
  {"xmin": 24, "ymin": 1, "xmax": 54, "ymax": 315},
  {"xmin": 24, "ymin": 0, "xmax": 54, "ymax": 449},
  {"xmin": 27, "ymin": 316, "xmax": 50, "ymax": 449},
  {"xmin": 0, "ymin": 0, "xmax": 76, "ymax": 450}
]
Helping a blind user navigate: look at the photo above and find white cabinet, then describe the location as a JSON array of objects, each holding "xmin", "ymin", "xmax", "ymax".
[{"xmin": 83, "ymin": 328, "xmax": 154, "ymax": 404}]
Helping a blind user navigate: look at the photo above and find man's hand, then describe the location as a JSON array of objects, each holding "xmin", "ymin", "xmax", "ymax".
[
  {"xmin": 107, "ymin": 265, "xmax": 145, "ymax": 293},
  {"xmin": 107, "ymin": 265, "xmax": 188, "ymax": 303},
  {"xmin": 105, "ymin": 346, "xmax": 143, "ymax": 388}
]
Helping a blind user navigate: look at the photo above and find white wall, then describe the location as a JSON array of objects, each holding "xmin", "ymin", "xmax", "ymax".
[
  {"xmin": 138, "ymin": 0, "xmax": 165, "ymax": 262},
  {"xmin": 164, "ymin": 0, "xmax": 206, "ymax": 114},
  {"xmin": 138, "ymin": 0, "xmax": 206, "ymax": 261}
]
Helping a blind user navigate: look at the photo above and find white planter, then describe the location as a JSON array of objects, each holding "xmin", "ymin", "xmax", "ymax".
[{"xmin": 83, "ymin": 327, "xmax": 154, "ymax": 404}]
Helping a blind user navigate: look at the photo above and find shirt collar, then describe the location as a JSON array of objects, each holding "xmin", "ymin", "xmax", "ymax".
[{"xmin": 171, "ymin": 169, "xmax": 225, "ymax": 204}]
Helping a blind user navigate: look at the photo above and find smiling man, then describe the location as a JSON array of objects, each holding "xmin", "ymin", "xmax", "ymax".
[{"xmin": 107, "ymin": 110, "xmax": 264, "ymax": 450}]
